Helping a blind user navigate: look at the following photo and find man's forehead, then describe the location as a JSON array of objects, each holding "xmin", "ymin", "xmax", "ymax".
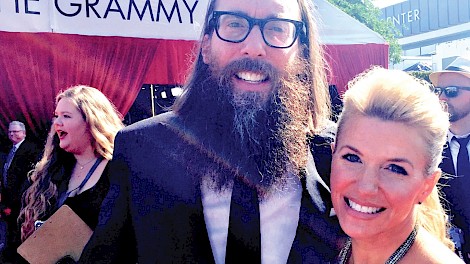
[
  {"xmin": 9, "ymin": 124, "xmax": 22, "ymax": 130},
  {"xmin": 213, "ymin": 0, "xmax": 301, "ymax": 20}
]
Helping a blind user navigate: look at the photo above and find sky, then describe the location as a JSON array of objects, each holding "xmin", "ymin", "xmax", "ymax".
[{"xmin": 372, "ymin": 0, "xmax": 407, "ymax": 8}]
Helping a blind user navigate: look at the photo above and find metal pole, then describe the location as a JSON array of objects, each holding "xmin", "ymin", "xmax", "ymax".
[{"xmin": 150, "ymin": 84, "xmax": 156, "ymax": 116}]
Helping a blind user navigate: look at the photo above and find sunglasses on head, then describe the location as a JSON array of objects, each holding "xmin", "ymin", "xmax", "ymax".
[{"xmin": 433, "ymin": 86, "xmax": 470, "ymax": 98}]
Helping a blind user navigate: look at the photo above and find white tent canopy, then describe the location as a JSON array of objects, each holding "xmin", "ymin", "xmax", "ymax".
[
  {"xmin": 315, "ymin": 0, "xmax": 386, "ymax": 45},
  {"xmin": 0, "ymin": 0, "xmax": 387, "ymax": 45}
]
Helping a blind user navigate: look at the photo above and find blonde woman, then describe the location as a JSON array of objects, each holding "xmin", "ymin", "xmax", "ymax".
[
  {"xmin": 331, "ymin": 67, "xmax": 463, "ymax": 263},
  {"xmin": 19, "ymin": 85, "xmax": 124, "ymax": 243}
]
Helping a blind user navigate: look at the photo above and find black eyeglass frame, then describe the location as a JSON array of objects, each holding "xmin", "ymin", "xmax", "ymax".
[
  {"xmin": 209, "ymin": 11, "xmax": 306, "ymax": 49},
  {"xmin": 433, "ymin": 86, "xmax": 470, "ymax": 98}
]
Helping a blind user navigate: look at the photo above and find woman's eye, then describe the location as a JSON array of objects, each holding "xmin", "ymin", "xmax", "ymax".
[
  {"xmin": 386, "ymin": 164, "xmax": 408, "ymax": 176},
  {"xmin": 342, "ymin": 153, "xmax": 361, "ymax": 163}
]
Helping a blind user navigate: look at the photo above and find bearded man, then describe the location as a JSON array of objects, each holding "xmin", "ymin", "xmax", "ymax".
[
  {"xmin": 80, "ymin": 0, "xmax": 344, "ymax": 263},
  {"xmin": 430, "ymin": 56, "xmax": 470, "ymax": 262}
]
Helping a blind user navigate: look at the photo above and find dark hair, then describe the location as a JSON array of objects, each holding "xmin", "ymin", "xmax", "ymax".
[{"xmin": 172, "ymin": 0, "xmax": 331, "ymax": 133}]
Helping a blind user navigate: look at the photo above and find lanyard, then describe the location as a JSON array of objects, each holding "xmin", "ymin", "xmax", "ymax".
[{"xmin": 57, "ymin": 157, "xmax": 103, "ymax": 208}]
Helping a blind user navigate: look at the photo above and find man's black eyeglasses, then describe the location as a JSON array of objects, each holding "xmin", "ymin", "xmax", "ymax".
[
  {"xmin": 209, "ymin": 11, "xmax": 305, "ymax": 48},
  {"xmin": 433, "ymin": 86, "xmax": 470, "ymax": 98}
]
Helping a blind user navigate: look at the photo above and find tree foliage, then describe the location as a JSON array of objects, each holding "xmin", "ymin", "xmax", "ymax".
[
  {"xmin": 325, "ymin": 0, "xmax": 402, "ymax": 64},
  {"xmin": 408, "ymin": 71, "xmax": 432, "ymax": 84}
]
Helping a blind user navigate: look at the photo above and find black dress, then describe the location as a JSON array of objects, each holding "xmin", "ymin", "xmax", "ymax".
[
  {"xmin": 64, "ymin": 163, "xmax": 110, "ymax": 229},
  {"xmin": 15, "ymin": 164, "xmax": 111, "ymax": 264}
]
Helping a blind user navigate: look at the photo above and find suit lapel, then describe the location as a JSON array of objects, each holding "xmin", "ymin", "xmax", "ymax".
[
  {"xmin": 5, "ymin": 144, "xmax": 20, "ymax": 188},
  {"xmin": 193, "ymin": 185, "xmax": 217, "ymax": 263},
  {"xmin": 287, "ymin": 156, "xmax": 345, "ymax": 263},
  {"xmin": 164, "ymin": 113, "xmax": 234, "ymax": 263},
  {"xmin": 440, "ymin": 142, "xmax": 470, "ymax": 245}
]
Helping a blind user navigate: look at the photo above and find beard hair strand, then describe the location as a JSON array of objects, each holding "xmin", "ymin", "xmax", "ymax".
[{"xmin": 205, "ymin": 56, "xmax": 312, "ymax": 193}]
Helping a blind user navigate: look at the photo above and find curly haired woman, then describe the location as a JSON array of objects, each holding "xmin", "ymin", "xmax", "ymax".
[{"xmin": 18, "ymin": 85, "xmax": 124, "ymax": 251}]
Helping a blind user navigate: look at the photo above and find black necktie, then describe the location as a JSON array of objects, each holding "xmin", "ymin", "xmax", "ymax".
[
  {"xmin": 452, "ymin": 136, "xmax": 470, "ymax": 262},
  {"xmin": 455, "ymin": 136, "xmax": 470, "ymax": 177},
  {"xmin": 225, "ymin": 177, "xmax": 261, "ymax": 263},
  {"xmin": 3, "ymin": 145, "xmax": 16, "ymax": 186}
]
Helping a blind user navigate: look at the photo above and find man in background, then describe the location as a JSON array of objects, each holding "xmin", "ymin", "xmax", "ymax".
[
  {"xmin": 81, "ymin": 0, "xmax": 344, "ymax": 262},
  {"xmin": 430, "ymin": 56, "xmax": 470, "ymax": 262},
  {"xmin": 1, "ymin": 121, "xmax": 40, "ymax": 263}
]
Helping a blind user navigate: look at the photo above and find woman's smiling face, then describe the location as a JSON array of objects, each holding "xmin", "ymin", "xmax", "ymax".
[{"xmin": 331, "ymin": 115, "xmax": 437, "ymax": 240}]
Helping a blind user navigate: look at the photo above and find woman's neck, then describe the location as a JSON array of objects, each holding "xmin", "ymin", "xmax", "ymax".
[
  {"xmin": 350, "ymin": 225, "xmax": 416, "ymax": 264},
  {"xmin": 74, "ymin": 146, "xmax": 96, "ymax": 165}
]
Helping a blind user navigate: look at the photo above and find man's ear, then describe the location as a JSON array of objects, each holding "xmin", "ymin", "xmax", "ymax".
[{"xmin": 201, "ymin": 34, "xmax": 211, "ymax": 64}]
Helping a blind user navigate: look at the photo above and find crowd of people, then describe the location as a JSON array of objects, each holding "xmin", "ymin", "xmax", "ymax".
[{"xmin": 0, "ymin": 0, "xmax": 468, "ymax": 263}]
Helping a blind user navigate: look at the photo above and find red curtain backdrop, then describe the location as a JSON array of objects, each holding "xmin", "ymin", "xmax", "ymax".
[
  {"xmin": 324, "ymin": 44, "xmax": 389, "ymax": 94},
  {"xmin": 0, "ymin": 31, "xmax": 196, "ymax": 146},
  {"xmin": 0, "ymin": 30, "xmax": 386, "ymax": 147},
  {"xmin": 144, "ymin": 40, "xmax": 197, "ymax": 85}
]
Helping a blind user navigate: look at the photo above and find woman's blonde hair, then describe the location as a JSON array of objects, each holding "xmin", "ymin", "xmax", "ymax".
[
  {"xmin": 337, "ymin": 66, "xmax": 453, "ymax": 249},
  {"xmin": 18, "ymin": 85, "xmax": 124, "ymax": 241}
]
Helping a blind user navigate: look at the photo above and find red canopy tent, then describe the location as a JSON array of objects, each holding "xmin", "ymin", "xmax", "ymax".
[
  {"xmin": 316, "ymin": 0, "xmax": 388, "ymax": 94},
  {"xmin": 0, "ymin": 0, "xmax": 388, "ymax": 145}
]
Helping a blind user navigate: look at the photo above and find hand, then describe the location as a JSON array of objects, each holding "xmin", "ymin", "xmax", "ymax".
[
  {"xmin": 56, "ymin": 255, "xmax": 77, "ymax": 264},
  {"xmin": 3, "ymin": 208, "xmax": 11, "ymax": 216}
]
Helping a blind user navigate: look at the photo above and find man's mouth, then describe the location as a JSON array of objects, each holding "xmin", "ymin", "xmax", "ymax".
[
  {"xmin": 235, "ymin": 71, "xmax": 268, "ymax": 83},
  {"xmin": 345, "ymin": 198, "xmax": 385, "ymax": 214}
]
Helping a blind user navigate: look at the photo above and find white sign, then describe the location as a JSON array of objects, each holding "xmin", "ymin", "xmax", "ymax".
[
  {"xmin": 0, "ymin": 0, "xmax": 209, "ymax": 40},
  {"xmin": 386, "ymin": 9, "xmax": 420, "ymax": 27}
]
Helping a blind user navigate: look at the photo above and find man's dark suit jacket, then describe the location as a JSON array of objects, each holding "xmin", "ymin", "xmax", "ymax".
[
  {"xmin": 2, "ymin": 140, "xmax": 40, "ymax": 213},
  {"xmin": 1, "ymin": 139, "xmax": 41, "ymax": 259},
  {"xmin": 80, "ymin": 112, "xmax": 345, "ymax": 263},
  {"xmin": 440, "ymin": 144, "xmax": 470, "ymax": 262}
]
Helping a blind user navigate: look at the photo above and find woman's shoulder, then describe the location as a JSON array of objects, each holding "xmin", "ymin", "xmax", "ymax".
[{"xmin": 408, "ymin": 229, "xmax": 464, "ymax": 264}]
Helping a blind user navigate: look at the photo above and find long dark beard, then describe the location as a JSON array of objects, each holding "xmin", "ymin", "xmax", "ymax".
[
  {"xmin": 215, "ymin": 59, "xmax": 280, "ymax": 143},
  {"xmin": 211, "ymin": 58, "xmax": 311, "ymax": 191}
]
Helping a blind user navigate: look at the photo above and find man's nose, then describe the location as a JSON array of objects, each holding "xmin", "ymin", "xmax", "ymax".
[
  {"xmin": 438, "ymin": 93, "xmax": 448, "ymax": 101},
  {"xmin": 240, "ymin": 26, "xmax": 267, "ymax": 58}
]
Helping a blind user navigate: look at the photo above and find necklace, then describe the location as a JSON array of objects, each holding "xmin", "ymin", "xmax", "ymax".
[
  {"xmin": 76, "ymin": 157, "xmax": 96, "ymax": 170},
  {"xmin": 338, "ymin": 225, "xmax": 418, "ymax": 264},
  {"xmin": 61, "ymin": 157, "xmax": 103, "ymax": 205}
]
